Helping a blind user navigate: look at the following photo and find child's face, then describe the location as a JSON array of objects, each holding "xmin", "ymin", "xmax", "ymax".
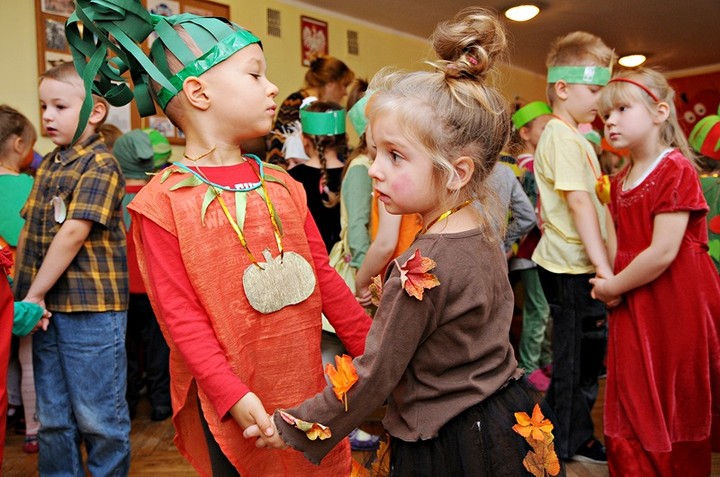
[
  {"xmin": 565, "ymin": 83, "xmax": 603, "ymax": 125},
  {"xmin": 603, "ymin": 100, "xmax": 656, "ymax": 152},
  {"xmin": 368, "ymin": 112, "xmax": 439, "ymax": 222},
  {"xmin": 523, "ymin": 114, "xmax": 551, "ymax": 149},
  {"xmin": 39, "ymin": 78, "xmax": 86, "ymax": 146},
  {"xmin": 201, "ymin": 44, "xmax": 279, "ymax": 141}
]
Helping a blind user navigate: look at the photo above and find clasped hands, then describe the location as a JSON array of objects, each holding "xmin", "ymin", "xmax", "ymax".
[
  {"xmin": 233, "ymin": 392, "xmax": 287, "ymax": 449},
  {"xmin": 589, "ymin": 269, "xmax": 622, "ymax": 307}
]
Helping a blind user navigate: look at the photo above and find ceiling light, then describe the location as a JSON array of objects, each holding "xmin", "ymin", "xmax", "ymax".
[
  {"xmin": 618, "ymin": 54, "xmax": 647, "ymax": 68},
  {"xmin": 504, "ymin": 5, "xmax": 540, "ymax": 22}
]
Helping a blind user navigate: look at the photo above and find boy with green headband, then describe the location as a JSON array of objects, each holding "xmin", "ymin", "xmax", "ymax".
[
  {"xmin": 532, "ymin": 30, "xmax": 614, "ymax": 464},
  {"xmin": 65, "ymin": 1, "xmax": 371, "ymax": 475}
]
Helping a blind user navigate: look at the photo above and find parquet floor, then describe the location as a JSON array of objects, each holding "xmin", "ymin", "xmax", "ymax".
[{"xmin": 3, "ymin": 381, "xmax": 719, "ymax": 476}]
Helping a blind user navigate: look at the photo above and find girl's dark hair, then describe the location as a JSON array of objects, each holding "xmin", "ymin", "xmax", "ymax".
[
  {"xmin": 303, "ymin": 101, "xmax": 348, "ymax": 208},
  {"xmin": 305, "ymin": 56, "xmax": 355, "ymax": 89},
  {"xmin": 0, "ymin": 105, "xmax": 36, "ymax": 157}
]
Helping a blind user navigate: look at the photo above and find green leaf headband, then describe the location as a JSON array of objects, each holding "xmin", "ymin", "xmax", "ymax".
[
  {"xmin": 347, "ymin": 92, "xmax": 373, "ymax": 136},
  {"xmin": 547, "ymin": 66, "xmax": 611, "ymax": 86},
  {"xmin": 300, "ymin": 107, "xmax": 346, "ymax": 136},
  {"xmin": 511, "ymin": 101, "xmax": 552, "ymax": 129},
  {"xmin": 65, "ymin": 0, "xmax": 260, "ymax": 143}
]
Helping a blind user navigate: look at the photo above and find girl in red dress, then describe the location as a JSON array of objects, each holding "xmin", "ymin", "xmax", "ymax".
[{"xmin": 591, "ymin": 68, "xmax": 720, "ymax": 476}]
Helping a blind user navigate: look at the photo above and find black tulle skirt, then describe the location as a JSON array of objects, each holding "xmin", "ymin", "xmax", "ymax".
[{"xmin": 388, "ymin": 378, "xmax": 566, "ymax": 477}]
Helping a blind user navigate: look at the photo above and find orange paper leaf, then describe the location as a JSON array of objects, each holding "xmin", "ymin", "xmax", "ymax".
[
  {"xmin": 513, "ymin": 404, "xmax": 560, "ymax": 476},
  {"xmin": 325, "ymin": 354, "xmax": 358, "ymax": 411},
  {"xmin": 279, "ymin": 410, "xmax": 332, "ymax": 440},
  {"xmin": 350, "ymin": 458, "xmax": 371, "ymax": 477},
  {"xmin": 368, "ymin": 274, "xmax": 383, "ymax": 306},
  {"xmin": 398, "ymin": 249, "xmax": 440, "ymax": 300}
]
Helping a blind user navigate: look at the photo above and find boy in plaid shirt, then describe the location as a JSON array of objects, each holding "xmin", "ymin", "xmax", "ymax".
[{"xmin": 14, "ymin": 62, "xmax": 130, "ymax": 476}]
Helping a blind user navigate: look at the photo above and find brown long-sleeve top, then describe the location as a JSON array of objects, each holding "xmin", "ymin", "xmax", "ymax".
[{"xmin": 275, "ymin": 228, "xmax": 523, "ymax": 465}]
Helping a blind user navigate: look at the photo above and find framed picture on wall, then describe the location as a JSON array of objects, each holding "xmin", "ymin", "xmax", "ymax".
[
  {"xmin": 301, "ymin": 16, "xmax": 328, "ymax": 66},
  {"xmin": 34, "ymin": 0, "xmax": 230, "ymax": 145}
]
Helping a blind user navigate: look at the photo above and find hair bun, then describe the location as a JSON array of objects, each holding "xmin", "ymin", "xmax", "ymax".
[{"xmin": 431, "ymin": 7, "xmax": 507, "ymax": 81}]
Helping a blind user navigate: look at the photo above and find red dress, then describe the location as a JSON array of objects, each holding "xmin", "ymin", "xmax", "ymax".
[{"xmin": 604, "ymin": 149, "xmax": 720, "ymax": 476}]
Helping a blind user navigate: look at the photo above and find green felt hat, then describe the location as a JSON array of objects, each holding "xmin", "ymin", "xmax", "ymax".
[
  {"xmin": 511, "ymin": 101, "xmax": 552, "ymax": 129},
  {"xmin": 347, "ymin": 92, "xmax": 372, "ymax": 136},
  {"xmin": 547, "ymin": 65, "xmax": 611, "ymax": 86},
  {"xmin": 65, "ymin": 0, "xmax": 260, "ymax": 143},
  {"xmin": 689, "ymin": 114, "xmax": 720, "ymax": 160}
]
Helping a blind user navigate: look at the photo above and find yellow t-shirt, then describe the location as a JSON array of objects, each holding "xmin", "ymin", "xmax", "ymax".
[{"xmin": 532, "ymin": 118, "xmax": 606, "ymax": 274}]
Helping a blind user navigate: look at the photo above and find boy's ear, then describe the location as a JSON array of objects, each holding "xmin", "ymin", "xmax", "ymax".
[
  {"xmin": 449, "ymin": 156, "xmax": 475, "ymax": 191},
  {"xmin": 519, "ymin": 125, "xmax": 532, "ymax": 142},
  {"xmin": 87, "ymin": 100, "xmax": 108, "ymax": 126},
  {"xmin": 554, "ymin": 80, "xmax": 569, "ymax": 101},
  {"xmin": 182, "ymin": 76, "xmax": 211, "ymax": 110}
]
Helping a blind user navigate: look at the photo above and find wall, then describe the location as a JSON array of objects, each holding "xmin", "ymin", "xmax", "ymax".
[{"xmin": 0, "ymin": 0, "xmax": 546, "ymax": 157}]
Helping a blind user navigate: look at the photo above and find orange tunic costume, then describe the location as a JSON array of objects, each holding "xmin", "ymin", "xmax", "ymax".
[{"xmin": 129, "ymin": 164, "xmax": 354, "ymax": 476}]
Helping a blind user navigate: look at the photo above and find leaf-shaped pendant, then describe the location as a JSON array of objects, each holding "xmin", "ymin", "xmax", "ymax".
[{"xmin": 51, "ymin": 196, "xmax": 67, "ymax": 223}]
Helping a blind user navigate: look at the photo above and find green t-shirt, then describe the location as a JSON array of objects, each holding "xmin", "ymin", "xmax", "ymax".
[{"xmin": 0, "ymin": 174, "xmax": 34, "ymax": 246}]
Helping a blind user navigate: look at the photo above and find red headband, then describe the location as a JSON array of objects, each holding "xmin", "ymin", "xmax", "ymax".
[{"xmin": 608, "ymin": 78, "xmax": 660, "ymax": 103}]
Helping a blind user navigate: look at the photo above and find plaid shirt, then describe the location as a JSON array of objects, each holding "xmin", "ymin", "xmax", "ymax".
[{"xmin": 15, "ymin": 134, "xmax": 128, "ymax": 312}]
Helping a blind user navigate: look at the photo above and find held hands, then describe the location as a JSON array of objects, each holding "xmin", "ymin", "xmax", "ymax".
[
  {"xmin": 230, "ymin": 393, "xmax": 274, "ymax": 438},
  {"xmin": 23, "ymin": 295, "xmax": 51, "ymax": 332},
  {"xmin": 355, "ymin": 286, "xmax": 373, "ymax": 307},
  {"xmin": 589, "ymin": 275, "xmax": 622, "ymax": 307},
  {"xmin": 243, "ymin": 414, "xmax": 288, "ymax": 449}
]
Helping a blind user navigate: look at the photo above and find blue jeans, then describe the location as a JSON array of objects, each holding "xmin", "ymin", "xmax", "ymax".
[
  {"xmin": 538, "ymin": 268, "xmax": 607, "ymax": 460},
  {"xmin": 33, "ymin": 311, "xmax": 131, "ymax": 477}
]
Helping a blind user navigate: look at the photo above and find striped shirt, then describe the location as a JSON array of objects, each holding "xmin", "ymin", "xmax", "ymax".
[{"xmin": 15, "ymin": 134, "xmax": 128, "ymax": 312}]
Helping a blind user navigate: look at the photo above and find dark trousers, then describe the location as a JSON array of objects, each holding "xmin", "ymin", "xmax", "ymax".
[
  {"xmin": 538, "ymin": 267, "xmax": 607, "ymax": 459},
  {"xmin": 126, "ymin": 293, "xmax": 171, "ymax": 410}
]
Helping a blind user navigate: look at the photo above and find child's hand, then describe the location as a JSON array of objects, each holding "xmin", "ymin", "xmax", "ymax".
[
  {"xmin": 35, "ymin": 308, "xmax": 52, "ymax": 333},
  {"xmin": 589, "ymin": 276, "xmax": 621, "ymax": 306},
  {"xmin": 243, "ymin": 416, "xmax": 288, "ymax": 449},
  {"xmin": 229, "ymin": 392, "xmax": 274, "ymax": 438},
  {"xmin": 355, "ymin": 287, "xmax": 372, "ymax": 307}
]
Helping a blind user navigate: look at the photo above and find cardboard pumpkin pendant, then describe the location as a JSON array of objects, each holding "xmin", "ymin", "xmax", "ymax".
[{"xmin": 243, "ymin": 249, "xmax": 316, "ymax": 313}]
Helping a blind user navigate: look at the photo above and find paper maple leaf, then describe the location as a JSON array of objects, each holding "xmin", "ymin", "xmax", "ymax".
[
  {"xmin": 325, "ymin": 354, "xmax": 358, "ymax": 411},
  {"xmin": 398, "ymin": 249, "xmax": 440, "ymax": 300},
  {"xmin": 368, "ymin": 274, "xmax": 383, "ymax": 307},
  {"xmin": 512, "ymin": 404, "xmax": 560, "ymax": 477},
  {"xmin": 279, "ymin": 410, "xmax": 331, "ymax": 441}
]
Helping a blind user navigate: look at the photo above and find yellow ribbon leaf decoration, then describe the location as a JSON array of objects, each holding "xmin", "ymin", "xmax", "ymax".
[
  {"xmin": 368, "ymin": 274, "xmax": 384, "ymax": 307},
  {"xmin": 512, "ymin": 404, "xmax": 560, "ymax": 476},
  {"xmin": 279, "ymin": 410, "xmax": 331, "ymax": 441}
]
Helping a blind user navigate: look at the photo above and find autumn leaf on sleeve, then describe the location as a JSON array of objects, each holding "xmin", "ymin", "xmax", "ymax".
[
  {"xmin": 279, "ymin": 410, "xmax": 331, "ymax": 440},
  {"xmin": 325, "ymin": 354, "xmax": 358, "ymax": 411},
  {"xmin": 368, "ymin": 274, "xmax": 383, "ymax": 306},
  {"xmin": 398, "ymin": 249, "xmax": 440, "ymax": 300}
]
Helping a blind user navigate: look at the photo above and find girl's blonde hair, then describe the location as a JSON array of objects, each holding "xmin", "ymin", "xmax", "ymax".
[
  {"xmin": 367, "ymin": 6, "xmax": 509, "ymax": 235},
  {"xmin": 598, "ymin": 68, "xmax": 695, "ymax": 163},
  {"xmin": 0, "ymin": 105, "xmax": 36, "ymax": 158}
]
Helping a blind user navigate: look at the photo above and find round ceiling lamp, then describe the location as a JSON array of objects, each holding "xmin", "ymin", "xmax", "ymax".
[
  {"xmin": 618, "ymin": 54, "xmax": 647, "ymax": 68},
  {"xmin": 504, "ymin": 5, "xmax": 540, "ymax": 22}
]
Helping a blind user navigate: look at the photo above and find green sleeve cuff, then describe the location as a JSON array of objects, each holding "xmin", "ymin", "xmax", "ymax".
[{"xmin": 13, "ymin": 302, "xmax": 43, "ymax": 336}]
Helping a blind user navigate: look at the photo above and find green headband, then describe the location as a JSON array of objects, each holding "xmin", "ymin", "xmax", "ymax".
[
  {"xmin": 65, "ymin": 0, "xmax": 260, "ymax": 144},
  {"xmin": 300, "ymin": 108, "xmax": 346, "ymax": 136},
  {"xmin": 347, "ymin": 92, "xmax": 373, "ymax": 136},
  {"xmin": 512, "ymin": 101, "xmax": 552, "ymax": 129},
  {"xmin": 547, "ymin": 66, "xmax": 611, "ymax": 86}
]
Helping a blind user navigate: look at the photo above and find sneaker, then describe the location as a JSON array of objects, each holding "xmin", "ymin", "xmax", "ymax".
[
  {"xmin": 571, "ymin": 437, "xmax": 607, "ymax": 464},
  {"xmin": 23, "ymin": 434, "xmax": 39, "ymax": 454},
  {"xmin": 348, "ymin": 428, "xmax": 380, "ymax": 451},
  {"xmin": 527, "ymin": 368, "xmax": 551, "ymax": 392}
]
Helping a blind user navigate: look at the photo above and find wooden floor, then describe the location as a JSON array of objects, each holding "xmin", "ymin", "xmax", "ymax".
[{"xmin": 3, "ymin": 382, "xmax": 719, "ymax": 476}]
